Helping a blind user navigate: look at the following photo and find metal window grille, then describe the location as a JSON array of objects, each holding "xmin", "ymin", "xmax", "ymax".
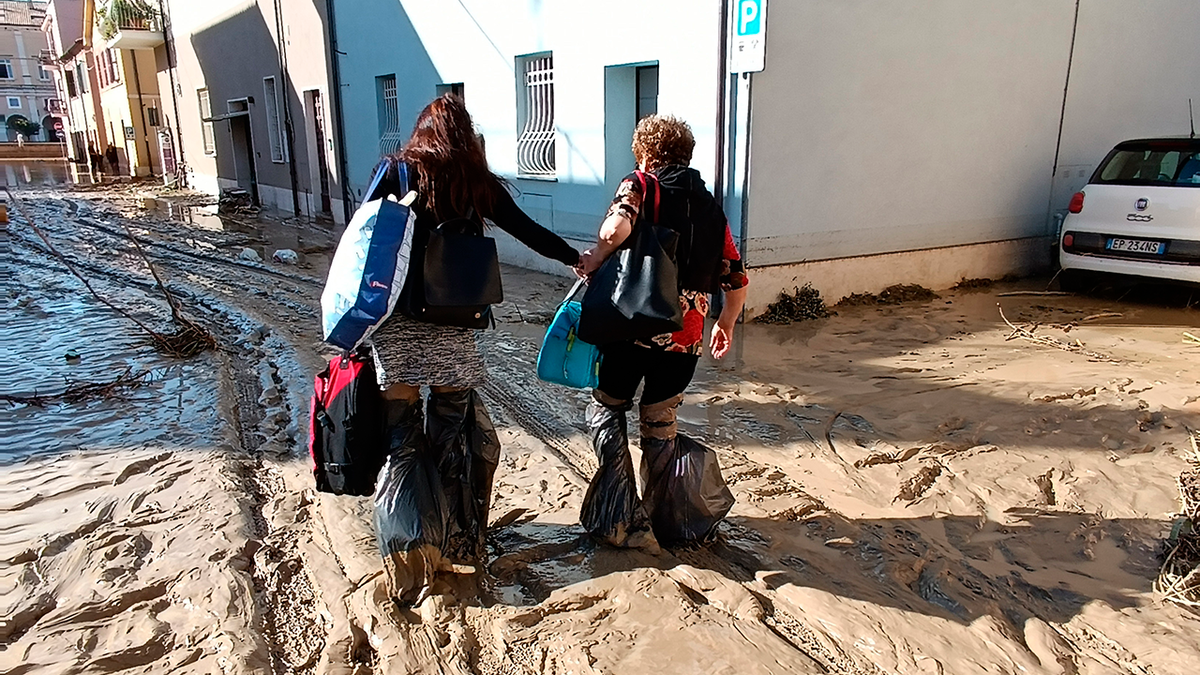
[
  {"xmin": 263, "ymin": 76, "xmax": 286, "ymax": 163},
  {"xmin": 517, "ymin": 54, "xmax": 556, "ymax": 177},
  {"xmin": 198, "ymin": 89, "xmax": 215, "ymax": 155},
  {"xmin": 378, "ymin": 75, "xmax": 403, "ymax": 156}
]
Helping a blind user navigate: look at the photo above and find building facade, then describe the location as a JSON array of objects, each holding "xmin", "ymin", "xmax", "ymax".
[
  {"xmin": 154, "ymin": 0, "xmax": 346, "ymax": 221},
  {"xmin": 326, "ymin": 0, "xmax": 1200, "ymax": 316},
  {"xmin": 329, "ymin": 0, "xmax": 723, "ymax": 268},
  {"xmin": 0, "ymin": 1, "xmax": 59, "ymax": 143}
]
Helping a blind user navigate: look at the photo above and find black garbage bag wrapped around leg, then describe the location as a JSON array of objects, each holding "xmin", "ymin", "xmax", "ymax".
[
  {"xmin": 579, "ymin": 394, "xmax": 659, "ymax": 551},
  {"xmin": 427, "ymin": 389, "xmax": 501, "ymax": 565},
  {"xmin": 373, "ymin": 399, "xmax": 449, "ymax": 604},
  {"xmin": 638, "ymin": 395, "xmax": 734, "ymax": 545},
  {"xmin": 639, "ymin": 433, "xmax": 735, "ymax": 545}
]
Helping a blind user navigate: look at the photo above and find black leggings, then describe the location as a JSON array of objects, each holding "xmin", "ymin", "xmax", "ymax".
[{"xmin": 596, "ymin": 342, "xmax": 699, "ymax": 406}]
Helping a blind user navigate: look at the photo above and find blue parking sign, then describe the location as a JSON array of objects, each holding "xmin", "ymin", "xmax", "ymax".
[
  {"xmin": 731, "ymin": 0, "xmax": 767, "ymax": 72},
  {"xmin": 738, "ymin": 0, "xmax": 762, "ymax": 36}
]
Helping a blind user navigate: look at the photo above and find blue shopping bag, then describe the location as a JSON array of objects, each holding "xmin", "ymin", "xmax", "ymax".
[
  {"xmin": 537, "ymin": 280, "xmax": 601, "ymax": 389},
  {"xmin": 321, "ymin": 160, "xmax": 416, "ymax": 350}
]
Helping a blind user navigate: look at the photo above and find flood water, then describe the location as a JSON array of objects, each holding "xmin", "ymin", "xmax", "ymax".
[
  {"xmin": 0, "ymin": 160, "xmax": 74, "ymax": 188},
  {"xmin": 2, "ymin": 259, "xmax": 225, "ymax": 463}
]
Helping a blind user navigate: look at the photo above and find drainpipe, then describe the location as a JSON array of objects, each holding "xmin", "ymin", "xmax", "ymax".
[
  {"xmin": 273, "ymin": 0, "xmax": 301, "ymax": 216},
  {"xmin": 158, "ymin": 0, "xmax": 186, "ymax": 186},
  {"xmin": 713, "ymin": 0, "xmax": 730, "ymax": 208},
  {"xmin": 129, "ymin": 50, "xmax": 155, "ymax": 174},
  {"xmin": 324, "ymin": 0, "xmax": 354, "ymax": 224}
]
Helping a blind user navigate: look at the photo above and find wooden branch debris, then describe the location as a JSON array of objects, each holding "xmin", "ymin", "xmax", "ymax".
[
  {"xmin": 2, "ymin": 368, "xmax": 153, "ymax": 407},
  {"xmin": 1155, "ymin": 429, "xmax": 1200, "ymax": 608},
  {"xmin": 1185, "ymin": 331, "xmax": 1200, "ymax": 346},
  {"xmin": 6, "ymin": 188, "xmax": 216, "ymax": 358},
  {"xmin": 996, "ymin": 291, "xmax": 1074, "ymax": 297},
  {"xmin": 996, "ymin": 303, "xmax": 1114, "ymax": 361}
]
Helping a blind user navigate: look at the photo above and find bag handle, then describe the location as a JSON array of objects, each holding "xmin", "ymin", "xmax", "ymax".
[
  {"xmin": 560, "ymin": 278, "xmax": 586, "ymax": 306},
  {"xmin": 633, "ymin": 170, "xmax": 660, "ymax": 223},
  {"xmin": 362, "ymin": 159, "xmax": 411, "ymax": 205}
]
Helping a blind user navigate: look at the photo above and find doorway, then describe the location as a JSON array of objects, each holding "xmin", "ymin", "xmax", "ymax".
[
  {"xmin": 229, "ymin": 114, "xmax": 259, "ymax": 204},
  {"xmin": 304, "ymin": 89, "xmax": 332, "ymax": 217},
  {"xmin": 603, "ymin": 61, "xmax": 659, "ymax": 196}
]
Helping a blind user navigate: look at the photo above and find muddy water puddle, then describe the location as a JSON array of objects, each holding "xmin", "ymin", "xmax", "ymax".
[
  {"xmin": 2, "ymin": 261, "xmax": 225, "ymax": 462},
  {"xmin": 138, "ymin": 196, "xmax": 337, "ymax": 268}
]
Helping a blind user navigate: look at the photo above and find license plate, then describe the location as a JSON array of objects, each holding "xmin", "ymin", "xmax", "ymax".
[{"xmin": 1106, "ymin": 237, "xmax": 1164, "ymax": 254}]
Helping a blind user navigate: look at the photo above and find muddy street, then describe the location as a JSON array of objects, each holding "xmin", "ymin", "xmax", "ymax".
[{"xmin": 2, "ymin": 181, "xmax": 1199, "ymax": 675}]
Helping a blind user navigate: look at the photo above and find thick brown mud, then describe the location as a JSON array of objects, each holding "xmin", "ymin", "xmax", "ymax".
[{"xmin": 2, "ymin": 181, "xmax": 1198, "ymax": 674}]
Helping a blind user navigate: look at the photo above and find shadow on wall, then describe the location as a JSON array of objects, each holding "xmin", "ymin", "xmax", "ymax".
[{"xmin": 189, "ymin": 3, "xmax": 311, "ymax": 210}]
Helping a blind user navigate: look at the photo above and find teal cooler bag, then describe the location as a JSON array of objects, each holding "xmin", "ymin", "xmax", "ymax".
[{"xmin": 537, "ymin": 280, "xmax": 601, "ymax": 389}]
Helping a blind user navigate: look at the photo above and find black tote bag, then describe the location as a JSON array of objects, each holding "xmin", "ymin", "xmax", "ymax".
[
  {"xmin": 577, "ymin": 172, "xmax": 683, "ymax": 345},
  {"xmin": 400, "ymin": 215, "xmax": 503, "ymax": 329}
]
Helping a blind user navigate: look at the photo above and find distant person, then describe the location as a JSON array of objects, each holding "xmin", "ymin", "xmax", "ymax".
[
  {"xmin": 16, "ymin": 132, "xmax": 25, "ymax": 148},
  {"xmin": 105, "ymin": 144, "xmax": 119, "ymax": 175},
  {"xmin": 88, "ymin": 143, "xmax": 102, "ymax": 178}
]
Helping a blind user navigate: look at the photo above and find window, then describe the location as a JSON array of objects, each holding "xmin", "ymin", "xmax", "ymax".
[
  {"xmin": 377, "ymin": 74, "xmax": 402, "ymax": 155},
  {"xmin": 515, "ymin": 52, "xmax": 555, "ymax": 177},
  {"xmin": 198, "ymin": 89, "xmax": 215, "ymax": 155},
  {"xmin": 636, "ymin": 65, "xmax": 659, "ymax": 120},
  {"xmin": 146, "ymin": 107, "xmax": 160, "ymax": 127},
  {"xmin": 75, "ymin": 63, "xmax": 86, "ymax": 93},
  {"xmin": 38, "ymin": 64, "xmax": 50, "ymax": 81},
  {"xmin": 436, "ymin": 82, "xmax": 464, "ymax": 101},
  {"xmin": 0, "ymin": 59, "xmax": 12, "ymax": 80},
  {"xmin": 7, "ymin": 97, "xmax": 21, "ymax": 109},
  {"xmin": 263, "ymin": 76, "xmax": 286, "ymax": 163},
  {"xmin": 1095, "ymin": 141, "xmax": 1200, "ymax": 188},
  {"xmin": 64, "ymin": 70, "xmax": 77, "ymax": 98},
  {"xmin": 98, "ymin": 50, "xmax": 120, "ymax": 88}
]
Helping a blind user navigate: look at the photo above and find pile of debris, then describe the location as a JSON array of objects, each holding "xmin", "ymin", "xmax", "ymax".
[
  {"xmin": 1157, "ymin": 430, "xmax": 1200, "ymax": 608},
  {"xmin": 754, "ymin": 283, "xmax": 832, "ymax": 324},
  {"xmin": 835, "ymin": 284, "xmax": 939, "ymax": 307}
]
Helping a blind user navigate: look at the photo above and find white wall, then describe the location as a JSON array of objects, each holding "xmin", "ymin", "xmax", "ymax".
[
  {"xmin": 745, "ymin": 0, "xmax": 1077, "ymax": 268},
  {"xmin": 335, "ymin": 0, "xmax": 724, "ymax": 239}
]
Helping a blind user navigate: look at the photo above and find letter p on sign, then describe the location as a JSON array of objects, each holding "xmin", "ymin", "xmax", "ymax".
[{"xmin": 738, "ymin": 0, "xmax": 761, "ymax": 36}]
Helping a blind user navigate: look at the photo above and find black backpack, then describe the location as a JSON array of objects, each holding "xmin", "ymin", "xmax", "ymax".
[{"xmin": 309, "ymin": 350, "xmax": 385, "ymax": 496}]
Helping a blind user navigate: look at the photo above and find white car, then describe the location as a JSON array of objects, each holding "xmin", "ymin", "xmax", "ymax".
[{"xmin": 1058, "ymin": 137, "xmax": 1200, "ymax": 287}]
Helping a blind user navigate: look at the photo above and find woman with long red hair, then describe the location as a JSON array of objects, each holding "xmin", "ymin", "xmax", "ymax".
[{"xmin": 369, "ymin": 95, "xmax": 578, "ymax": 594}]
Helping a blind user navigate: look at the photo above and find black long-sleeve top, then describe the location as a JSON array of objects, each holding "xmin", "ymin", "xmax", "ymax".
[{"xmin": 482, "ymin": 187, "xmax": 580, "ymax": 267}]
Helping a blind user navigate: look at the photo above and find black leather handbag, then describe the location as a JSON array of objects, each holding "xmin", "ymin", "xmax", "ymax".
[
  {"xmin": 578, "ymin": 171, "xmax": 683, "ymax": 345},
  {"xmin": 400, "ymin": 213, "xmax": 503, "ymax": 329}
]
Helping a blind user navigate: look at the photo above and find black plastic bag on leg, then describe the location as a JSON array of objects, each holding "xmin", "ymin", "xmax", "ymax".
[
  {"xmin": 579, "ymin": 401, "xmax": 657, "ymax": 549},
  {"xmin": 373, "ymin": 439, "xmax": 449, "ymax": 604},
  {"xmin": 427, "ymin": 389, "xmax": 500, "ymax": 564},
  {"xmin": 640, "ymin": 433, "xmax": 735, "ymax": 545}
]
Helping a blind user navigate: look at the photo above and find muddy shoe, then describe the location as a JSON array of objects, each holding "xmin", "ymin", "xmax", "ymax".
[{"xmin": 381, "ymin": 544, "xmax": 446, "ymax": 605}]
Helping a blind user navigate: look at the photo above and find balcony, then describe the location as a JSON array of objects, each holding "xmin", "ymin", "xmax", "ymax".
[{"xmin": 97, "ymin": 2, "xmax": 164, "ymax": 51}]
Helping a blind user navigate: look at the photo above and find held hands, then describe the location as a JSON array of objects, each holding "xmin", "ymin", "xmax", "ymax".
[{"xmin": 574, "ymin": 247, "xmax": 603, "ymax": 280}]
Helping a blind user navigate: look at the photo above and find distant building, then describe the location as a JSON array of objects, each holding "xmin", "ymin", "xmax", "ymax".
[
  {"xmin": 152, "ymin": 0, "xmax": 346, "ymax": 221},
  {"xmin": 0, "ymin": 0, "xmax": 60, "ymax": 142}
]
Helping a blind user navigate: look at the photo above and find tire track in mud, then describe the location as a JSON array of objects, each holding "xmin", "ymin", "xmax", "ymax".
[{"xmin": 10, "ymin": 196, "xmax": 334, "ymax": 675}]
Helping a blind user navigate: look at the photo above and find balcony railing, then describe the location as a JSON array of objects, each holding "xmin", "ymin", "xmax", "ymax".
[{"xmin": 97, "ymin": 2, "xmax": 163, "ymax": 50}]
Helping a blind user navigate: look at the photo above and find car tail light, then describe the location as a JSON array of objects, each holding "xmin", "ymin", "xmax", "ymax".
[
  {"xmin": 1068, "ymin": 191, "xmax": 1085, "ymax": 214},
  {"xmin": 1062, "ymin": 233, "xmax": 1074, "ymax": 247}
]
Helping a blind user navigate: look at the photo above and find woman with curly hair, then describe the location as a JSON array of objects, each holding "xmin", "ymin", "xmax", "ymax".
[{"xmin": 577, "ymin": 114, "xmax": 749, "ymax": 550}]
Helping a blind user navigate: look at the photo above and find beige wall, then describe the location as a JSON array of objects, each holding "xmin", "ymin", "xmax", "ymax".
[
  {"xmin": 98, "ymin": 48, "xmax": 161, "ymax": 174},
  {"xmin": 742, "ymin": 0, "xmax": 1200, "ymax": 311}
]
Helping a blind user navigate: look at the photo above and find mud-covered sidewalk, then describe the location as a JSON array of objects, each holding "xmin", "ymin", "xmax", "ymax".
[{"xmin": 2, "ymin": 181, "xmax": 1199, "ymax": 675}]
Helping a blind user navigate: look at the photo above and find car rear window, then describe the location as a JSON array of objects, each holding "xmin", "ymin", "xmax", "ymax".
[{"xmin": 1092, "ymin": 140, "xmax": 1200, "ymax": 188}]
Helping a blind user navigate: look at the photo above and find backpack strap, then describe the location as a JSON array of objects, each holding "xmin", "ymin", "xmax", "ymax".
[{"xmin": 633, "ymin": 169, "xmax": 660, "ymax": 223}]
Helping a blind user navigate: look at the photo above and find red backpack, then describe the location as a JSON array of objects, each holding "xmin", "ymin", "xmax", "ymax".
[{"xmin": 308, "ymin": 351, "xmax": 385, "ymax": 496}]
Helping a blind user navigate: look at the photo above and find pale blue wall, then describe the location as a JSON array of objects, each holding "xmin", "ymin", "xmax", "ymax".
[{"xmin": 331, "ymin": 0, "xmax": 723, "ymax": 242}]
